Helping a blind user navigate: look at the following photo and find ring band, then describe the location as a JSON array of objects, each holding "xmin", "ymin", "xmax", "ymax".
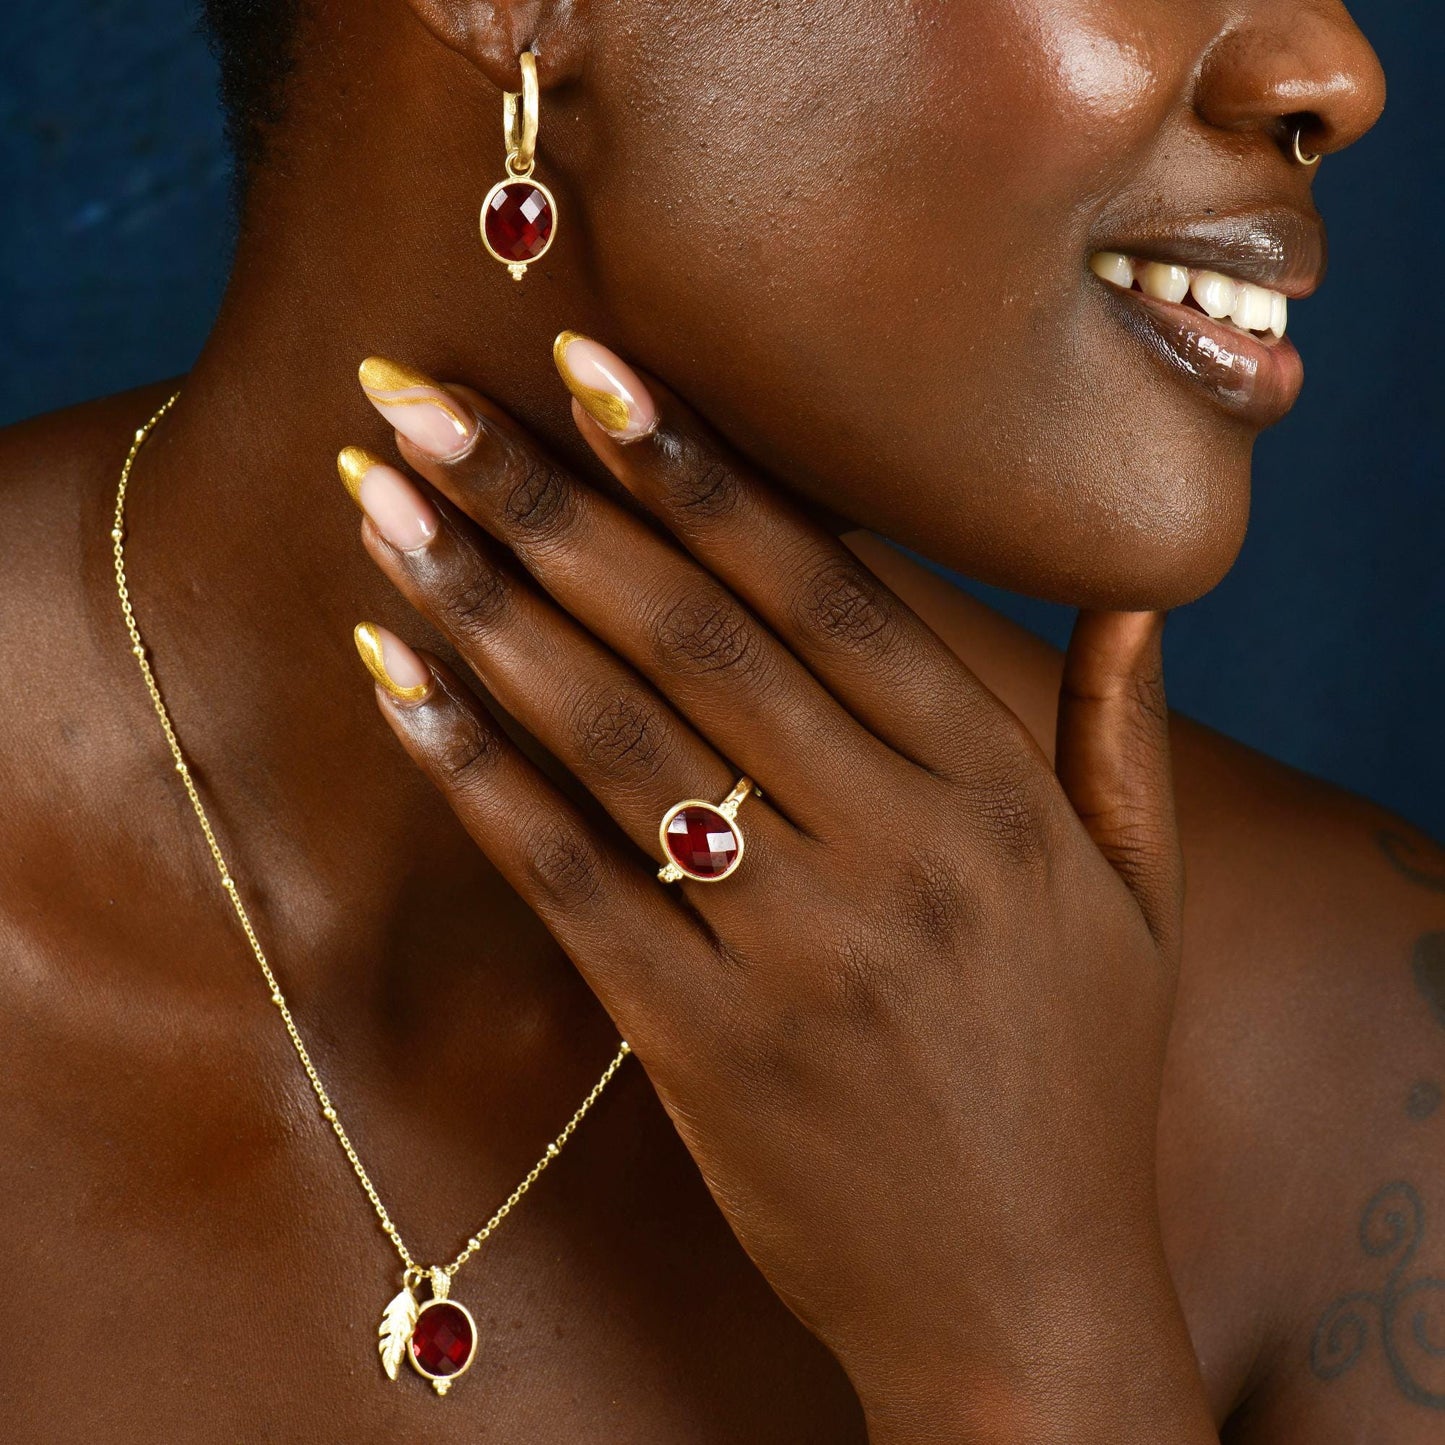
[
  {"xmin": 658, "ymin": 777, "xmax": 758, "ymax": 884},
  {"xmin": 1292, "ymin": 127, "xmax": 1321, "ymax": 167}
]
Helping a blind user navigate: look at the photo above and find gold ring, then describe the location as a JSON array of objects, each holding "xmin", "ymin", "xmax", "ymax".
[
  {"xmin": 1293, "ymin": 127, "xmax": 1321, "ymax": 167},
  {"xmin": 658, "ymin": 777, "xmax": 758, "ymax": 884}
]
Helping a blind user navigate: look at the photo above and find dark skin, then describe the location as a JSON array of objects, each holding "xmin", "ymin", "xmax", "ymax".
[{"xmin": 4, "ymin": 0, "xmax": 1440, "ymax": 1439}]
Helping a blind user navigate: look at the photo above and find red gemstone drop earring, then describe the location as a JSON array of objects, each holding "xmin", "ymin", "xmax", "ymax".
[{"xmin": 481, "ymin": 51, "xmax": 557, "ymax": 280}]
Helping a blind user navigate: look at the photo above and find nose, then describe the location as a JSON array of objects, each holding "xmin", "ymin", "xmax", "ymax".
[{"xmin": 1194, "ymin": 1, "xmax": 1386, "ymax": 160}]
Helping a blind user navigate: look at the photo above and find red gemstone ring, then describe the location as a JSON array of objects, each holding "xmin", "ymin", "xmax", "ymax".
[{"xmin": 658, "ymin": 777, "xmax": 758, "ymax": 884}]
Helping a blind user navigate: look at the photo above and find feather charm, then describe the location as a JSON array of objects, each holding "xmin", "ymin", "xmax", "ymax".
[{"xmin": 377, "ymin": 1284, "xmax": 420, "ymax": 1382}]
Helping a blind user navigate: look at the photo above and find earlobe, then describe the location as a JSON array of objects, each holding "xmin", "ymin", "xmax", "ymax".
[{"xmin": 398, "ymin": 0, "xmax": 588, "ymax": 92}]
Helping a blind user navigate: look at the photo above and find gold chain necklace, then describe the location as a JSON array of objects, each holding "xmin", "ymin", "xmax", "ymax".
[{"xmin": 112, "ymin": 394, "xmax": 631, "ymax": 1396}]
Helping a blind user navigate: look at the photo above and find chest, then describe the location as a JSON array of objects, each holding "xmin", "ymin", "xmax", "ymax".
[
  {"xmin": 0, "ymin": 1009, "xmax": 865, "ymax": 1443},
  {"xmin": 0, "ymin": 930, "xmax": 1273, "ymax": 1442}
]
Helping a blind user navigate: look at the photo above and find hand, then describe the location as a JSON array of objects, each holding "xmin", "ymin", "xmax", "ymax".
[{"xmin": 342, "ymin": 343, "xmax": 1216, "ymax": 1443}]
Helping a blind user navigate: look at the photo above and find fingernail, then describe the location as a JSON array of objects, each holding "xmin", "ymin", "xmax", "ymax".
[
  {"xmin": 353, "ymin": 622, "xmax": 432, "ymax": 703},
  {"xmin": 553, "ymin": 331, "xmax": 657, "ymax": 442},
  {"xmin": 358, "ymin": 357, "xmax": 478, "ymax": 459},
  {"xmin": 337, "ymin": 446, "xmax": 439, "ymax": 552}
]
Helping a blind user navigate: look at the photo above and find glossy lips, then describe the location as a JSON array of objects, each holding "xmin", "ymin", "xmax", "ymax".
[{"xmin": 1088, "ymin": 208, "xmax": 1326, "ymax": 428}]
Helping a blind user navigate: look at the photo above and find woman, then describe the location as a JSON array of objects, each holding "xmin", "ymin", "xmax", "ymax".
[{"xmin": 2, "ymin": 0, "xmax": 1435, "ymax": 1438}]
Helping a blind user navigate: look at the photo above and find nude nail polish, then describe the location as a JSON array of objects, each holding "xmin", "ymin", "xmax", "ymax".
[
  {"xmin": 553, "ymin": 331, "xmax": 658, "ymax": 442},
  {"xmin": 337, "ymin": 446, "xmax": 439, "ymax": 552},
  {"xmin": 358, "ymin": 357, "xmax": 477, "ymax": 459},
  {"xmin": 353, "ymin": 622, "xmax": 432, "ymax": 702}
]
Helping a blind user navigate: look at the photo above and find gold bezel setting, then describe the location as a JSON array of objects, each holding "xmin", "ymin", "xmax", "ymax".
[
  {"xmin": 657, "ymin": 778, "xmax": 757, "ymax": 884},
  {"xmin": 480, "ymin": 175, "xmax": 558, "ymax": 281},
  {"xmin": 406, "ymin": 1295, "xmax": 479, "ymax": 1396}
]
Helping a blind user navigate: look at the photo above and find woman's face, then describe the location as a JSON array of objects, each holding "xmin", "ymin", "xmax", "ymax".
[{"xmin": 572, "ymin": 0, "xmax": 1385, "ymax": 608}]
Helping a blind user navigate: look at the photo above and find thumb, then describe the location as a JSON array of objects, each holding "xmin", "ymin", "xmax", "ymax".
[{"xmin": 1055, "ymin": 610, "xmax": 1182, "ymax": 952}]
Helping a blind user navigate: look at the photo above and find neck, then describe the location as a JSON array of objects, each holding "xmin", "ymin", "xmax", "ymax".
[{"xmin": 114, "ymin": 19, "xmax": 615, "ymax": 1036}]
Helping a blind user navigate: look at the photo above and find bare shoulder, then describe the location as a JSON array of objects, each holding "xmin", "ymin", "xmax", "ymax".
[
  {"xmin": 1166, "ymin": 728, "xmax": 1445, "ymax": 1438},
  {"xmin": 0, "ymin": 384, "xmax": 175, "ymax": 639},
  {"xmin": 0, "ymin": 386, "xmax": 171, "ymax": 496},
  {"xmin": 0, "ymin": 385, "xmax": 178, "ymax": 946},
  {"xmin": 0, "ymin": 384, "xmax": 177, "ymax": 752}
]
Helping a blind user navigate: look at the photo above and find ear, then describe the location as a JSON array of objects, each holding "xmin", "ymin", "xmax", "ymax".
[{"xmin": 400, "ymin": 0, "xmax": 589, "ymax": 90}]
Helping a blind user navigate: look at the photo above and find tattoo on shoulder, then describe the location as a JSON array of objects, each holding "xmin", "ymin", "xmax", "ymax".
[
  {"xmin": 1407, "ymin": 1081, "xmax": 1442, "ymax": 1121},
  {"xmin": 1378, "ymin": 829, "xmax": 1445, "ymax": 894},
  {"xmin": 1414, "ymin": 932, "xmax": 1445, "ymax": 1034},
  {"xmin": 1310, "ymin": 1181, "xmax": 1445, "ymax": 1408}
]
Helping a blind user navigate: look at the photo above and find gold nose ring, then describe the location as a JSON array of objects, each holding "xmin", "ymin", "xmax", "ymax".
[{"xmin": 1293, "ymin": 127, "xmax": 1321, "ymax": 167}]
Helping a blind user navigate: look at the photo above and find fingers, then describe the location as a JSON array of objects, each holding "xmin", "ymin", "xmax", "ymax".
[
  {"xmin": 341, "ymin": 446, "xmax": 797, "ymax": 922},
  {"xmin": 355, "ymin": 358, "xmax": 890, "ymax": 834},
  {"xmin": 351, "ymin": 623, "xmax": 714, "ymax": 1051},
  {"xmin": 552, "ymin": 333, "xmax": 1033, "ymax": 777},
  {"xmin": 1054, "ymin": 610, "xmax": 1182, "ymax": 951},
  {"xmin": 345, "ymin": 352, "xmax": 1182, "ymax": 981}
]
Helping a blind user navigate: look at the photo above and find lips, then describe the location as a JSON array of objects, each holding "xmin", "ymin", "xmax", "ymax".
[
  {"xmin": 1089, "ymin": 206, "xmax": 1326, "ymax": 428},
  {"xmin": 1098, "ymin": 207, "xmax": 1328, "ymax": 297}
]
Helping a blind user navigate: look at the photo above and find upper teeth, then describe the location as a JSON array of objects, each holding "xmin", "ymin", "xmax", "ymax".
[{"xmin": 1090, "ymin": 252, "xmax": 1288, "ymax": 338}]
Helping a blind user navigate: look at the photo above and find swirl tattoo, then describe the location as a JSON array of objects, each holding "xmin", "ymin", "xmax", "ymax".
[
  {"xmin": 1413, "ymin": 932, "xmax": 1445, "ymax": 1033},
  {"xmin": 1310, "ymin": 1182, "xmax": 1445, "ymax": 1408},
  {"xmin": 1408, "ymin": 1080, "xmax": 1443, "ymax": 1121},
  {"xmin": 1378, "ymin": 829, "xmax": 1445, "ymax": 894}
]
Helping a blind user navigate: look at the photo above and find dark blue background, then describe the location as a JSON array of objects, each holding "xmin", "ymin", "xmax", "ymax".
[{"xmin": 3, "ymin": 3, "xmax": 1441, "ymax": 835}]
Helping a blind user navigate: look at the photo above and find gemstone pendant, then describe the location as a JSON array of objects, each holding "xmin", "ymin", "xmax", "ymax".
[
  {"xmin": 481, "ymin": 175, "xmax": 557, "ymax": 281},
  {"xmin": 379, "ymin": 1268, "xmax": 477, "ymax": 1396}
]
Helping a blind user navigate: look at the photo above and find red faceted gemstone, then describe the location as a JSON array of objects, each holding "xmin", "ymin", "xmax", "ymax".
[
  {"xmin": 484, "ymin": 182, "xmax": 554, "ymax": 263},
  {"xmin": 410, "ymin": 1301, "xmax": 475, "ymax": 1377},
  {"xmin": 664, "ymin": 806, "xmax": 741, "ymax": 879}
]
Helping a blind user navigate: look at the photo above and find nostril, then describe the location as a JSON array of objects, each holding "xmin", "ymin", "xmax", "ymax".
[{"xmin": 1281, "ymin": 113, "xmax": 1323, "ymax": 165}]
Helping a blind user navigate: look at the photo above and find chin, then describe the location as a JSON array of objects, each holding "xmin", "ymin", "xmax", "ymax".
[{"xmin": 865, "ymin": 433, "xmax": 1258, "ymax": 615}]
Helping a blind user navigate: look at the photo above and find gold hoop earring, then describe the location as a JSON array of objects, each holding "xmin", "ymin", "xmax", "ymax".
[
  {"xmin": 481, "ymin": 52, "xmax": 558, "ymax": 280},
  {"xmin": 1292, "ymin": 127, "xmax": 1321, "ymax": 168}
]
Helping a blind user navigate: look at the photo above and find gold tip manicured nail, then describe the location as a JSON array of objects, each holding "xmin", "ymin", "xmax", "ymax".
[
  {"xmin": 553, "ymin": 331, "xmax": 658, "ymax": 441},
  {"xmin": 357, "ymin": 356, "xmax": 477, "ymax": 458},
  {"xmin": 353, "ymin": 622, "xmax": 432, "ymax": 703},
  {"xmin": 357, "ymin": 356, "xmax": 436, "ymax": 393},
  {"xmin": 341, "ymin": 453, "xmax": 440, "ymax": 551},
  {"xmin": 553, "ymin": 331, "xmax": 628, "ymax": 435},
  {"xmin": 338, "ymin": 445, "xmax": 386, "ymax": 505}
]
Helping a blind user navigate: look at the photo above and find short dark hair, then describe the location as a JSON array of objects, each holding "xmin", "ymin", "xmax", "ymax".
[{"xmin": 199, "ymin": 0, "xmax": 306, "ymax": 175}]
